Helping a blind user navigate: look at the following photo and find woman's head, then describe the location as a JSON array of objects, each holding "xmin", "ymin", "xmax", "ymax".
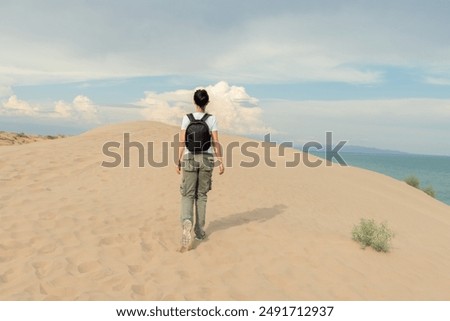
[{"xmin": 193, "ymin": 89, "xmax": 209, "ymax": 110}]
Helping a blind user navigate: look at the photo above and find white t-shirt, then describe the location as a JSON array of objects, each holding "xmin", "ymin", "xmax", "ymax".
[{"xmin": 181, "ymin": 112, "xmax": 218, "ymax": 154}]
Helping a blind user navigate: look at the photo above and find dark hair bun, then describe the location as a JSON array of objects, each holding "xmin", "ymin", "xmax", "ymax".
[{"xmin": 194, "ymin": 89, "xmax": 209, "ymax": 109}]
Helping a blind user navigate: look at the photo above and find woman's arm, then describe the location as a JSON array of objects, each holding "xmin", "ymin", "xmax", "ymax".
[
  {"xmin": 211, "ymin": 131, "xmax": 224, "ymax": 175},
  {"xmin": 176, "ymin": 130, "xmax": 186, "ymax": 174}
]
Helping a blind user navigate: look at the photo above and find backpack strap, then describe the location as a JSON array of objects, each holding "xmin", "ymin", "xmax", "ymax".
[
  {"xmin": 200, "ymin": 113, "xmax": 210, "ymax": 122},
  {"xmin": 187, "ymin": 113, "xmax": 195, "ymax": 122}
]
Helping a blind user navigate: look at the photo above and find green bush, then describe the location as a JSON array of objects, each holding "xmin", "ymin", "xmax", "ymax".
[
  {"xmin": 404, "ymin": 175, "xmax": 420, "ymax": 188},
  {"xmin": 422, "ymin": 185, "xmax": 436, "ymax": 198},
  {"xmin": 352, "ymin": 218, "xmax": 394, "ymax": 252},
  {"xmin": 404, "ymin": 175, "xmax": 436, "ymax": 198}
]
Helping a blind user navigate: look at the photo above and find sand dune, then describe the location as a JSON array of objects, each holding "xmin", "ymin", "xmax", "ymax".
[
  {"xmin": 1, "ymin": 121, "xmax": 449, "ymax": 300},
  {"xmin": 0, "ymin": 131, "xmax": 64, "ymax": 146}
]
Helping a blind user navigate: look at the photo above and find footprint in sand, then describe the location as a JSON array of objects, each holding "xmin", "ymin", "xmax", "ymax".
[
  {"xmin": 77, "ymin": 260, "xmax": 103, "ymax": 273},
  {"xmin": 131, "ymin": 284, "xmax": 146, "ymax": 296},
  {"xmin": 38, "ymin": 243, "xmax": 57, "ymax": 255},
  {"xmin": 0, "ymin": 268, "xmax": 18, "ymax": 283},
  {"xmin": 140, "ymin": 242, "xmax": 153, "ymax": 252},
  {"xmin": 32, "ymin": 261, "xmax": 52, "ymax": 279},
  {"xmin": 65, "ymin": 261, "xmax": 78, "ymax": 276},
  {"xmin": 105, "ymin": 275, "xmax": 129, "ymax": 292},
  {"xmin": 39, "ymin": 283, "xmax": 48, "ymax": 295},
  {"xmin": 57, "ymin": 232, "xmax": 80, "ymax": 247},
  {"xmin": 99, "ymin": 236, "xmax": 119, "ymax": 246},
  {"xmin": 128, "ymin": 265, "xmax": 143, "ymax": 275}
]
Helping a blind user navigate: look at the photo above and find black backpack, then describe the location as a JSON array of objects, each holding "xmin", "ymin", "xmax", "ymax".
[{"xmin": 185, "ymin": 113, "xmax": 211, "ymax": 154}]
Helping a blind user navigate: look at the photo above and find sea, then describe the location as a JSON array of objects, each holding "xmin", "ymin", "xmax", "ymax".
[{"xmin": 312, "ymin": 152, "xmax": 450, "ymax": 206}]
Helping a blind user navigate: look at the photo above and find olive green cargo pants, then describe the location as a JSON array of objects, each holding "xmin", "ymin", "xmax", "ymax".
[{"xmin": 180, "ymin": 153, "xmax": 214, "ymax": 238}]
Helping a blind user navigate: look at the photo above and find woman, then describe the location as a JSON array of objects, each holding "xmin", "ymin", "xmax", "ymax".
[{"xmin": 176, "ymin": 89, "xmax": 224, "ymax": 252}]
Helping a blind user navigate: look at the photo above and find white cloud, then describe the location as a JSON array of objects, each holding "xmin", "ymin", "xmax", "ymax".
[
  {"xmin": 1, "ymin": 94, "xmax": 99, "ymax": 123},
  {"xmin": 1, "ymin": 1, "xmax": 450, "ymax": 85},
  {"xmin": 139, "ymin": 81, "xmax": 271, "ymax": 134},
  {"xmin": 138, "ymin": 89, "xmax": 192, "ymax": 125},
  {"xmin": 212, "ymin": 40, "xmax": 383, "ymax": 84},
  {"xmin": 205, "ymin": 82, "xmax": 272, "ymax": 134},
  {"xmin": 72, "ymin": 95, "xmax": 98, "ymax": 122},
  {"xmin": 51, "ymin": 95, "xmax": 99, "ymax": 122},
  {"xmin": 53, "ymin": 100, "xmax": 73, "ymax": 118},
  {"xmin": 1, "ymin": 95, "xmax": 39, "ymax": 115}
]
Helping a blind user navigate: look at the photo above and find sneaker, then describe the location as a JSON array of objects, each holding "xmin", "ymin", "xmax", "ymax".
[
  {"xmin": 180, "ymin": 220, "xmax": 192, "ymax": 252},
  {"xmin": 195, "ymin": 231, "xmax": 207, "ymax": 241}
]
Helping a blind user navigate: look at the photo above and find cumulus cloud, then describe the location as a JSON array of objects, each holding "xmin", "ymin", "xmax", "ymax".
[
  {"xmin": 72, "ymin": 95, "xmax": 98, "ymax": 121},
  {"xmin": 52, "ymin": 95, "xmax": 99, "ymax": 122},
  {"xmin": 1, "ymin": 95, "xmax": 39, "ymax": 116},
  {"xmin": 54, "ymin": 100, "xmax": 73, "ymax": 118},
  {"xmin": 205, "ymin": 82, "xmax": 272, "ymax": 134},
  {"xmin": 138, "ymin": 89, "xmax": 192, "ymax": 125},
  {"xmin": 1, "ymin": 93, "xmax": 99, "ymax": 123},
  {"xmin": 139, "ymin": 81, "xmax": 272, "ymax": 135}
]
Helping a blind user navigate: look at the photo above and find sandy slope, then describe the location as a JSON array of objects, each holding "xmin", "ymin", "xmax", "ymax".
[
  {"xmin": 0, "ymin": 131, "xmax": 64, "ymax": 146},
  {"xmin": 1, "ymin": 121, "xmax": 449, "ymax": 300}
]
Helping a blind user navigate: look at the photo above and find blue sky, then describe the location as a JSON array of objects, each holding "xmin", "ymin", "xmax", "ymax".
[{"xmin": 1, "ymin": 0, "xmax": 450, "ymax": 155}]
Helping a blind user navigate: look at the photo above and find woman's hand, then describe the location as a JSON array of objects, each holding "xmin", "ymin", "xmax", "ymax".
[
  {"xmin": 175, "ymin": 160, "xmax": 181, "ymax": 175},
  {"xmin": 218, "ymin": 162, "xmax": 224, "ymax": 175}
]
